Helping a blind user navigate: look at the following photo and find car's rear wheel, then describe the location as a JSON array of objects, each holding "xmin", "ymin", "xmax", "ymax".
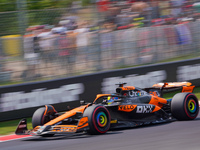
[
  {"xmin": 32, "ymin": 106, "xmax": 56, "ymax": 137},
  {"xmin": 83, "ymin": 105, "xmax": 110, "ymax": 134},
  {"xmin": 171, "ymin": 92, "xmax": 199, "ymax": 120}
]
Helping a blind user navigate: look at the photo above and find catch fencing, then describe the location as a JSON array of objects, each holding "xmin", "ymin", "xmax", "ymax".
[{"xmin": 0, "ymin": 4, "xmax": 200, "ymax": 83}]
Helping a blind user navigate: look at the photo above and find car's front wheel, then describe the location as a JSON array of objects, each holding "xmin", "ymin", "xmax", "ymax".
[
  {"xmin": 32, "ymin": 105, "xmax": 57, "ymax": 137},
  {"xmin": 83, "ymin": 105, "xmax": 111, "ymax": 134}
]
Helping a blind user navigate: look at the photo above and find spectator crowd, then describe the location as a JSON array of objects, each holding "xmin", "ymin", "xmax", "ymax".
[{"xmin": 13, "ymin": 0, "xmax": 200, "ymax": 81}]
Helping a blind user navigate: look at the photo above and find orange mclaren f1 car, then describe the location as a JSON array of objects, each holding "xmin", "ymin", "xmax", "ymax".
[{"xmin": 15, "ymin": 82, "xmax": 199, "ymax": 136}]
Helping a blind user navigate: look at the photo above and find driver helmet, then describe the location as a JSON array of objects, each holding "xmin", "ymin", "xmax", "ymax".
[{"xmin": 107, "ymin": 96, "xmax": 118, "ymax": 105}]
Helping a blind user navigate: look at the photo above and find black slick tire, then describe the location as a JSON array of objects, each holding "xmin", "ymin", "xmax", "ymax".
[
  {"xmin": 83, "ymin": 105, "xmax": 111, "ymax": 135},
  {"xmin": 171, "ymin": 92, "xmax": 199, "ymax": 120},
  {"xmin": 32, "ymin": 107, "xmax": 54, "ymax": 137}
]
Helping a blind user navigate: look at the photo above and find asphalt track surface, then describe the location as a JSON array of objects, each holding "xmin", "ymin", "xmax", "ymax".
[{"xmin": 2, "ymin": 114, "xmax": 200, "ymax": 150}]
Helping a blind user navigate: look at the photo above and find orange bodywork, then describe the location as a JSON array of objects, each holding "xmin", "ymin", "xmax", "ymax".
[
  {"xmin": 44, "ymin": 105, "xmax": 88, "ymax": 126},
  {"xmin": 77, "ymin": 117, "xmax": 89, "ymax": 130},
  {"xmin": 93, "ymin": 94, "xmax": 112, "ymax": 103},
  {"xmin": 32, "ymin": 105, "xmax": 90, "ymax": 134},
  {"xmin": 120, "ymin": 86, "xmax": 135, "ymax": 91},
  {"xmin": 152, "ymin": 82, "xmax": 192, "ymax": 88},
  {"xmin": 118, "ymin": 105, "xmax": 137, "ymax": 112},
  {"xmin": 52, "ymin": 125, "xmax": 77, "ymax": 132},
  {"xmin": 182, "ymin": 86, "xmax": 195, "ymax": 93},
  {"xmin": 149, "ymin": 96, "xmax": 167, "ymax": 108},
  {"xmin": 44, "ymin": 105, "xmax": 57, "ymax": 116},
  {"xmin": 149, "ymin": 91, "xmax": 159, "ymax": 96},
  {"xmin": 151, "ymin": 105, "xmax": 162, "ymax": 113}
]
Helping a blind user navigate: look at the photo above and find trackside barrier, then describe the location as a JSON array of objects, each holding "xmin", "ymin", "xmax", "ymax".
[{"xmin": 0, "ymin": 57, "xmax": 200, "ymax": 121}]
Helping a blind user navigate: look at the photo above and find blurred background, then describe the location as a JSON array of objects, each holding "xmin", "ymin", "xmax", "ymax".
[{"xmin": 0, "ymin": 0, "xmax": 200, "ymax": 84}]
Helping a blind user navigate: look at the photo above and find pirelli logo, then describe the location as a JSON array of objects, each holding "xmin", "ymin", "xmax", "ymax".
[{"xmin": 118, "ymin": 105, "xmax": 137, "ymax": 112}]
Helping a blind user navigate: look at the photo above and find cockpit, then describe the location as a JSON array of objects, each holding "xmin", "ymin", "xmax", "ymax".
[{"xmin": 115, "ymin": 83, "xmax": 149, "ymax": 97}]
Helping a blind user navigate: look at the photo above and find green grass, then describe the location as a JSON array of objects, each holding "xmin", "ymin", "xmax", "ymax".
[
  {"xmin": 0, "ymin": 118, "xmax": 32, "ymax": 135},
  {"xmin": 163, "ymin": 87, "xmax": 200, "ymax": 99},
  {"xmin": 0, "ymin": 87, "xmax": 200, "ymax": 136}
]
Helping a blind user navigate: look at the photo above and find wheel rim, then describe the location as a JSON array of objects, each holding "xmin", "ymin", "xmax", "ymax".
[
  {"xmin": 187, "ymin": 99, "xmax": 197, "ymax": 113},
  {"xmin": 96, "ymin": 112, "xmax": 107, "ymax": 128}
]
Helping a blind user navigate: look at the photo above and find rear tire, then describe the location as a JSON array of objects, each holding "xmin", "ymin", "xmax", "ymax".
[
  {"xmin": 83, "ymin": 105, "xmax": 110, "ymax": 134},
  {"xmin": 32, "ymin": 107, "xmax": 55, "ymax": 137},
  {"xmin": 171, "ymin": 93, "xmax": 199, "ymax": 120}
]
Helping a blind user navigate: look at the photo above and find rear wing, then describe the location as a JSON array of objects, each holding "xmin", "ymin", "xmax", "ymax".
[
  {"xmin": 144, "ymin": 82, "xmax": 195, "ymax": 97},
  {"xmin": 152, "ymin": 82, "xmax": 195, "ymax": 93}
]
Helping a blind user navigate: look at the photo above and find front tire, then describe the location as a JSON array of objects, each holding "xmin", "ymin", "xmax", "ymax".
[
  {"xmin": 83, "ymin": 105, "xmax": 111, "ymax": 134},
  {"xmin": 32, "ymin": 106, "xmax": 56, "ymax": 137},
  {"xmin": 171, "ymin": 92, "xmax": 199, "ymax": 120},
  {"xmin": 32, "ymin": 107, "xmax": 46, "ymax": 128}
]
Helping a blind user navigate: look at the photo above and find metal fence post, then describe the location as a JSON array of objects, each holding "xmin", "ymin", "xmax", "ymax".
[{"xmin": 16, "ymin": 0, "xmax": 28, "ymax": 35}]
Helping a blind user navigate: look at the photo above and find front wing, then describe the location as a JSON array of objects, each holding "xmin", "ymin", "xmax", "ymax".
[{"xmin": 15, "ymin": 117, "xmax": 89, "ymax": 136}]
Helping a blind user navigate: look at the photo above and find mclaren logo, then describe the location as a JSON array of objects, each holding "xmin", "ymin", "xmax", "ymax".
[{"xmin": 118, "ymin": 105, "xmax": 137, "ymax": 112}]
